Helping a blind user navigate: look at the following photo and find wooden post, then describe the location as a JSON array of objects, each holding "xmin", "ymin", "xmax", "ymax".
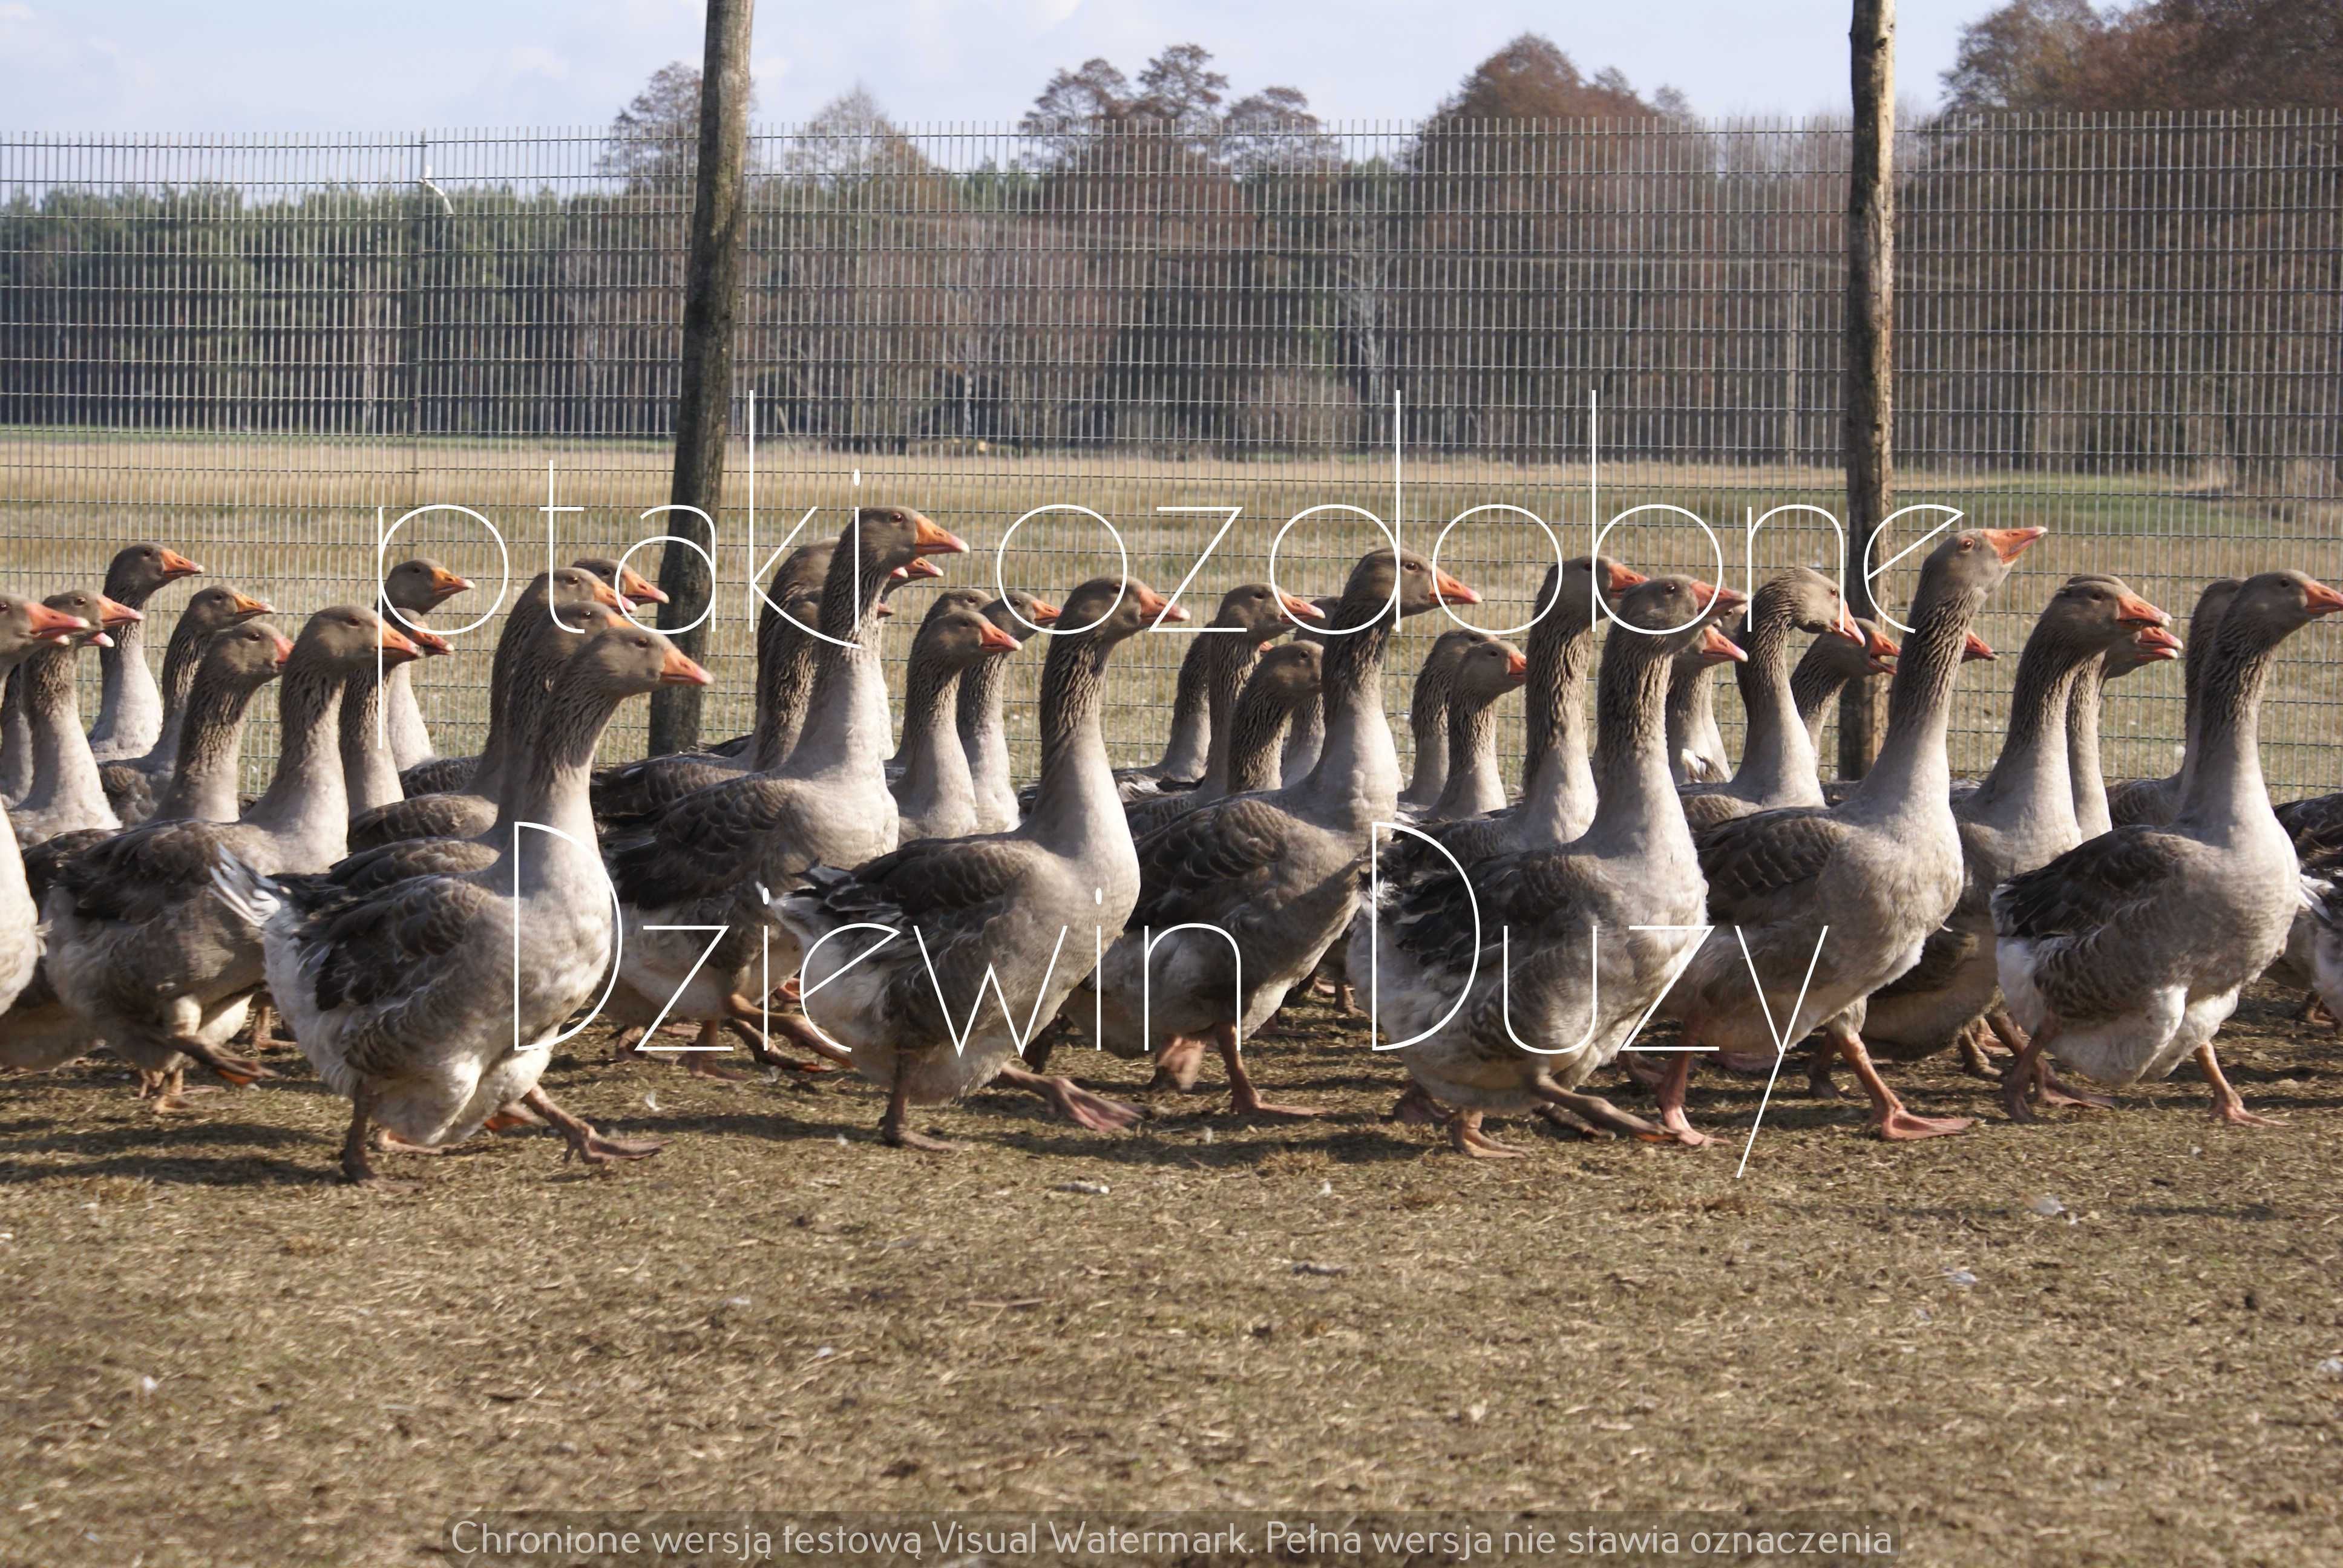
[
  {"xmin": 649, "ymin": 0, "xmax": 757, "ymax": 756},
  {"xmin": 1838, "ymin": 0, "xmax": 1895, "ymax": 779}
]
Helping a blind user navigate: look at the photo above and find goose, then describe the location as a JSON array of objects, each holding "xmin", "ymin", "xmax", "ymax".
[
  {"xmin": 1084, "ymin": 548, "xmax": 1480, "ymax": 1114},
  {"xmin": 2105, "ymin": 578, "xmax": 2240, "ymax": 829},
  {"xmin": 244, "ymin": 624, "xmax": 709, "ymax": 1182},
  {"xmin": 775, "ymin": 576, "xmax": 1185, "ymax": 1149},
  {"xmin": 1358, "ymin": 577, "xmax": 1745, "ymax": 1155},
  {"xmin": 1124, "ymin": 640, "xmax": 1323, "ymax": 840},
  {"xmin": 1397, "ymin": 629, "xmax": 1483, "ymax": 814},
  {"xmin": 1659, "ymin": 526, "xmax": 2044, "ymax": 1143},
  {"xmin": 361, "ymin": 568, "xmax": 627, "ymax": 846},
  {"xmin": 1101, "ymin": 583, "xmax": 1317, "ymax": 808},
  {"xmin": 1277, "ymin": 595, "xmax": 1345, "ymax": 786},
  {"xmin": 1817, "ymin": 631, "xmax": 2000, "ymax": 809},
  {"xmin": 958, "ymin": 590, "xmax": 1058, "ymax": 832},
  {"xmin": 42, "ymin": 607, "xmax": 423, "ymax": 1100},
  {"xmin": 571, "ymin": 557, "xmax": 667, "ymax": 612},
  {"xmin": 1858, "ymin": 577, "xmax": 2175, "ymax": 1068},
  {"xmin": 1792, "ymin": 615, "xmax": 1899, "ymax": 746},
  {"xmin": 1418, "ymin": 634, "xmax": 1528, "ymax": 825},
  {"xmin": 99, "ymin": 584, "xmax": 274, "ymax": 826},
  {"xmin": 2068, "ymin": 596, "xmax": 2182, "ymax": 839},
  {"xmin": 598, "ymin": 508, "xmax": 965, "ymax": 1071},
  {"xmin": 890, "ymin": 595, "xmax": 1023, "ymax": 841},
  {"xmin": 1664, "ymin": 639, "xmax": 1732, "ymax": 784},
  {"xmin": 0, "ymin": 594, "xmax": 93, "ymax": 1019},
  {"xmin": 11, "ymin": 590, "xmax": 139, "ymax": 847},
  {"xmin": 1994, "ymin": 570, "xmax": 2343, "ymax": 1125},
  {"xmin": 340, "ymin": 618, "xmax": 453, "ymax": 815},
  {"xmin": 398, "ymin": 560, "xmax": 632, "ymax": 797},
  {"xmin": 86, "ymin": 543, "xmax": 205, "ymax": 763},
  {"xmin": 886, "ymin": 586, "xmax": 1001, "ymax": 785},
  {"xmin": 5, "ymin": 619, "xmax": 292, "ymax": 1094},
  {"xmin": 378, "ymin": 557, "xmax": 473, "ymax": 772},
  {"xmin": 1679, "ymin": 567, "xmax": 1861, "ymax": 832}
]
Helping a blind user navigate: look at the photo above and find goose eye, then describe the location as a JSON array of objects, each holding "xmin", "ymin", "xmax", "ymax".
[{"xmin": 1959, "ymin": 538, "xmax": 1976, "ymax": 552}]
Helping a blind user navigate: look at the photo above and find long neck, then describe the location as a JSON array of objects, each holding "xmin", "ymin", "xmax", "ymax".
[
  {"xmin": 502, "ymin": 679, "xmax": 623, "ymax": 885},
  {"xmin": 0, "ymin": 669, "xmax": 28, "ymax": 798},
  {"xmin": 1402, "ymin": 655, "xmax": 1453, "ymax": 803},
  {"xmin": 2066, "ymin": 658, "xmax": 2112, "ymax": 838},
  {"xmin": 785, "ymin": 537, "xmax": 891, "ymax": 779},
  {"xmin": 1975, "ymin": 622, "xmax": 2089, "ymax": 820},
  {"xmin": 2177, "ymin": 620, "xmax": 2278, "ymax": 835},
  {"xmin": 1665, "ymin": 658, "xmax": 1722, "ymax": 776},
  {"xmin": 1024, "ymin": 630, "xmax": 1119, "ymax": 854},
  {"xmin": 21, "ymin": 646, "xmax": 103, "ymax": 813},
  {"xmin": 1155, "ymin": 638, "xmax": 1214, "ymax": 779},
  {"xmin": 338, "ymin": 668, "xmax": 405, "ymax": 814},
  {"xmin": 894, "ymin": 652, "xmax": 969, "ymax": 815},
  {"xmin": 1198, "ymin": 638, "xmax": 1263, "ymax": 792},
  {"xmin": 955, "ymin": 644, "xmax": 1015, "ymax": 811},
  {"xmin": 1280, "ymin": 675, "xmax": 1326, "ymax": 783},
  {"xmin": 467, "ymin": 600, "xmax": 543, "ymax": 801},
  {"xmin": 1223, "ymin": 686, "xmax": 1297, "ymax": 795},
  {"xmin": 93, "ymin": 610, "xmax": 157, "ymax": 744},
  {"xmin": 1583, "ymin": 630, "xmax": 1691, "ymax": 855},
  {"xmin": 1731, "ymin": 603, "xmax": 1821, "ymax": 803},
  {"xmin": 1841, "ymin": 576, "xmax": 1976, "ymax": 812},
  {"xmin": 382, "ymin": 607, "xmax": 434, "ymax": 768},
  {"xmin": 1430, "ymin": 687, "xmax": 1506, "ymax": 820},
  {"xmin": 752, "ymin": 616, "xmax": 821, "ymax": 771},
  {"xmin": 243, "ymin": 658, "xmax": 348, "ymax": 846},
  {"xmin": 155, "ymin": 669, "xmax": 265, "ymax": 822},
  {"xmin": 1518, "ymin": 613, "xmax": 1601, "ymax": 842},
  {"xmin": 1793, "ymin": 648, "xmax": 1861, "ymax": 746},
  {"xmin": 148, "ymin": 612, "xmax": 212, "ymax": 762},
  {"xmin": 1298, "ymin": 591, "xmax": 1400, "ymax": 828}
]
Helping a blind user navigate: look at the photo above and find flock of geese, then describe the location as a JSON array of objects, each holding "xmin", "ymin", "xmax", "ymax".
[{"xmin": 4, "ymin": 512, "xmax": 2343, "ymax": 1181}]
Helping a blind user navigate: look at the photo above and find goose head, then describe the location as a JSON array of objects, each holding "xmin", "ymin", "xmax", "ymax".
[
  {"xmin": 572, "ymin": 557, "xmax": 666, "ymax": 607},
  {"xmin": 986, "ymin": 589, "xmax": 1058, "ymax": 638},
  {"xmin": 1535, "ymin": 555, "xmax": 1648, "ymax": 636},
  {"xmin": 108, "ymin": 543, "xmax": 204, "ymax": 602},
  {"xmin": 1211, "ymin": 582, "xmax": 1324, "ymax": 646},
  {"xmin": 293, "ymin": 605, "xmax": 426, "ymax": 675},
  {"xmin": 384, "ymin": 557, "xmax": 473, "ymax": 615},
  {"xmin": 2219, "ymin": 570, "xmax": 2343, "ymax": 649},
  {"xmin": 1453, "ymin": 633, "xmax": 1530, "ymax": 698},
  {"xmin": 563, "ymin": 623, "xmax": 712, "ymax": 697},
  {"xmin": 180, "ymin": 584, "xmax": 275, "ymax": 638},
  {"xmin": 198, "ymin": 619, "xmax": 295, "ymax": 694},
  {"xmin": 917, "ymin": 601, "xmax": 1024, "ymax": 673},
  {"xmin": 43, "ymin": 589, "xmax": 133, "ymax": 651},
  {"xmin": 1054, "ymin": 577, "xmax": 1186, "ymax": 644},
  {"xmin": 537, "ymin": 566, "xmax": 628, "ymax": 624},
  {"xmin": 2033, "ymin": 574, "xmax": 2171, "ymax": 661},
  {"xmin": 0, "ymin": 593, "xmax": 89, "ymax": 665},
  {"xmin": 1772, "ymin": 564, "xmax": 1863, "ymax": 645},
  {"xmin": 854, "ymin": 506, "xmax": 967, "ymax": 577},
  {"xmin": 1616, "ymin": 575, "xmax": 1749, "ymax": 655},
  {"xmin": 1250, "ymin": 639, "xmax": 1323, "ymax": 709}
]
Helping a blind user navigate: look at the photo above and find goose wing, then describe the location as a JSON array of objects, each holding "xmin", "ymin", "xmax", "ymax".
[
  {"xmin": 1990, "ymin": 825, "xmax": 2190, "ymax": 941},
  {"xmin": 1693, "ymin": 806, "xmax": 1849, "ymax": 926}
]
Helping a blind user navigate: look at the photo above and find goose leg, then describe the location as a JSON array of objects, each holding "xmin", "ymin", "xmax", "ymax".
[
  {"xmin": 1447, "ymin": 1109, "xmax": 1525, "ymax": 1158},
  {"xmin": 1214, "ymin": 1022, "xmax": 1320, "ymax": 1118},
  {"xmin": 1804, "ymin": 1041, "xmax": 1847, "ymax": 1099},
  {"xmin": 175, "ymin": 1033, "xmax": 271, "ymax": 1090},
  {"xmin": 1149, "ymin": 1034, "xmax": 1209, "ymax": 1092},
  {"xmin": 757, "ymin": 1006, "xmax": 856, "ymax": 1070},
  {"xmin": 1827, "ymin": 1019, "xmax": 1971, "ymax": 1140},
  {"xmin": 339, "ymin": 1085, "xmax": 415, "ymax": 1187},
  {"xmin": 877, "ymin": 1070, "xmax": 959, "ymax": 1152},
  {"xmin": 1390, "ymin": 1083, "xmax": 1444, "ymax": 1125},
  {"xmin": 1990, "ymin": 1011, "xmax": 2109, "ymax": 1108},
  {"xmin": 148, "ymin": 1064, "xmax": 221, "ymax": 1116},
  {"xmin": 1955, "ymin": 1019, "xmax": 2002, "ymax": 1080},
  {"xmin": 665, "ymin": 1018, "xmax": 751, "ymax": 1082},
  {"xmin": 1532, "ymin": 1083, "xmax": 1653, "ymax": 1140},
  {"xmin": 1619, "ymin": 1050, "xmax": 1666, "ymax": 1089},
  {"xmin": 520, "ymin": 1086, "xmax": 663, "ymax": 1166},
  {"xmin": 2194, "ymin": 1042, "xmax": 2282, "ymax": 1127},
  {"xmin": 1647, "ymin": 1054, "xmax": 1714, "ymax": 1147},
  {"xmin": 994, "ymin": 1062, "xmax": 1141, "ymax": 1133},
  {"xmin": 482, "ymin": 1102, "xmax": 545, "ymax": 1132},
  {"xmin": 726, "ymin": 992, "xmax": 847, "ymax": 1071}
]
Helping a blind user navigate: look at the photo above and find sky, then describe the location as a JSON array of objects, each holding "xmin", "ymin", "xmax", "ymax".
[{"xmin": 1, "ymin": 0, "xmax": 1979, "ymax": 135}]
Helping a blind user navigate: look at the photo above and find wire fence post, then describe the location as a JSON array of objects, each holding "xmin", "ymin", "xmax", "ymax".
[
  {"xmin": 650, "ymin": 0, "xmax": 757, "ymax": 755},
  {"xmin": 1840, "ymin": 0, "xmax": 1895, "ymax": 780}
]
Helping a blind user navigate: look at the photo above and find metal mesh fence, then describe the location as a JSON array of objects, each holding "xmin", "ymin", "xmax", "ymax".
[{"xmin": 2, "ymin": 113, "xmax": 2338, "ymax": 794}]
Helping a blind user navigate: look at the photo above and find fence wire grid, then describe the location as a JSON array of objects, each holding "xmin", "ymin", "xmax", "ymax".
[{"xmin": 2, "ymin": 113, "xmax": 2339, "ymax": 794}]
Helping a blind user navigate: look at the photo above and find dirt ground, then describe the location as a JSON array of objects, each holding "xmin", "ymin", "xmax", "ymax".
[{"xmin": 4, "ymin": 984, "xmax": 2341, "ymax": 1567}]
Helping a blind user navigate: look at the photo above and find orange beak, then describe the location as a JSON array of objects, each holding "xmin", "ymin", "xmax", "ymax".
[
  {"xmin": 1504, "ymin": 649, "xmax": 1530, "ymax": 682},
  {"xmin": 618, "ymin": 566, "xmax": 667, "ymax": 605},
  {"xmin": 24, "ymin": 602, "xmax": 87, "ymax": 644},
  {"xmin": 379, "ymin": 624, "xmax": 424, "ymax": 666},
  {"xmin": 1697, "ymin": 624, "xmax": 1747, "ymax": 664},
  {"xmin": 1280, "ymin": 592, "xmax": 1326, "ymax": 622},
  {"xmin": 2304, "ymin": 577, "xmax": 2343, "ymax": 617},
  {"xmin": 1863, "ymin": 622, "xmax": 1899, "ymax": 673},
  {"xmin": 976, "ymin": 621, "xmax": 1023, "ymax": 654},
  {"xmin": 658, "ymin": 645, "xmax": 713, "ymax": 686},
  {"xmin": 1963, "ymin": 632, "xmax": 1996, "ymax": 662},
  {"xmin": 588, "ymin": 577, "xmax": 626, "ymax": 612},
  {"xmin": 1600, "ymin": 560, "xmax": 1648, "ymax": 595},
  {"xmin": 1981, "ymin": 526, "xmax": 2046, "ymax": 564},
  {"xmin": 872, "ymin": 601, "xmax": 896, "ymax": 619},
  {"xmin": 1432, "ymin": 568, "xmax": 1480, "ymax": 607},
  {"xmin": 2114, "ymin": 591, "xmax": 2168, "ymax": 628},
  {"xmin": 266, "ymin": 629, "xmax": 295, "ymax": 667},
  {"xmin": 229, "ymin": 590, "xmax": 273, "ymax": 618},
  {"xmin": 1684, "ymin": 580, "xmax": 1748, "ymax": 618},
  {"xmin": 903, "ymin": 558, "xmax": 945, "ymax": 582},
  {"xmin": 157, "ymin": 548, "xmax": 203, "ymax": 580},
  {"xmin": 1135, "ymin": 586, "xmax": 1187, "ymax": 624},
  {"xmin": 1832, "ymin": 604, "xmax": 1864, "ymax": 646},
  {"xmin": 910, "ymin": 515, "xmax": 969, "ymax": 557},
  {"xmin": 409, "ymin": 626, "xmax": 453, "ymax": 657},
  {"xmin": 96, "ymin": 595, "xmax": 142, "ymax": 631},
  {"xmin": 429, "ymin": 567, "xmax": 472, "ymax": 602},
  {"xmin": 1026, "ymin": 598, "xmax": 1061, "ymax": 627},
  {"xmin": 2135, "ymin": 624, "xmax": 2183, "ymax": 659}
]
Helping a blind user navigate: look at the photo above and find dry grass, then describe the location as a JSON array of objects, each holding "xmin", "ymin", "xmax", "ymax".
[{"xmin": 4, "ymin": 986, "xmax": 2342, "ymax": 1566}]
